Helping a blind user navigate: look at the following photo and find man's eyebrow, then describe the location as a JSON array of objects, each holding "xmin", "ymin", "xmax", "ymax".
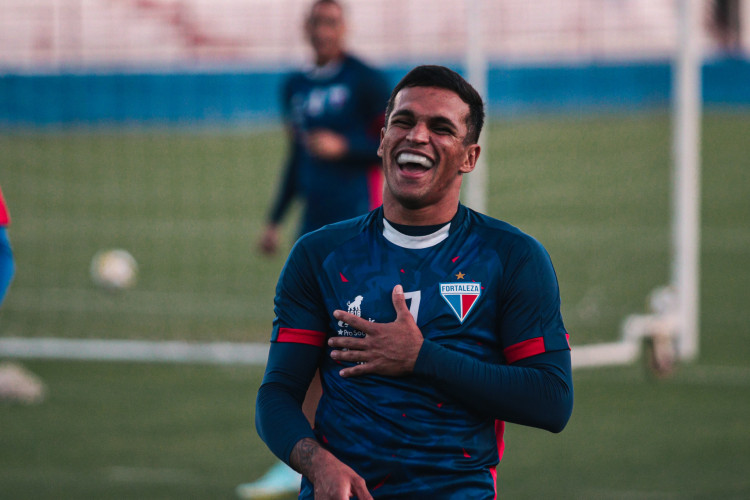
[
  {"xmin": 390, "ymin": 110, "xmax": 458, "ymax": 130},
  {"xmin": 390, "ymin": 109, "xmax": 415, "ymax": 120},
  {"xmin": 428, "ymin": 116, "xmax": 458, "ymax": 129}
]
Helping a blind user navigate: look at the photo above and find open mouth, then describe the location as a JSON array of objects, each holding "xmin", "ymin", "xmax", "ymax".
[{"xmin": 396, "ymin": 152, "xmax": 434, "ymax": 172}]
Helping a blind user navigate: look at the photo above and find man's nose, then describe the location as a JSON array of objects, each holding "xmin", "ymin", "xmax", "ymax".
[{"xmin": 406, "ymin": 122, "xmax": 430, "ymax": 143}]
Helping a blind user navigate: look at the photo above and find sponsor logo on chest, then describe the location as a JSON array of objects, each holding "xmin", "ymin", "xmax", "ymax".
[{"xmin": 337, "ymin": 294, "xmax": 373, "ymax": 337}]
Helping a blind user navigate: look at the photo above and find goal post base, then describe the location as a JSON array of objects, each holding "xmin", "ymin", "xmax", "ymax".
[{"xmin": 572, "ymin": 286, "xmax": 680, "ymax": 375}]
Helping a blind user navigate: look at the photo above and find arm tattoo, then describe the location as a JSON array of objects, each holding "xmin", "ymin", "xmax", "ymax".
[{"xmin": 290, "ymin": 437, "xmax": 321, "ymax": 475}]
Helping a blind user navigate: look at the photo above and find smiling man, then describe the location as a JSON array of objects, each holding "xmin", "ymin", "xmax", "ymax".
[{"xmin": 255, "ymin": 65, "xmax": 574, "ymax": 499}]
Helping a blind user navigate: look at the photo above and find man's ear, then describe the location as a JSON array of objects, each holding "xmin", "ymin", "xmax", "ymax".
[
  {"xmin": 377, "ymin": 127, "xmax": 385, "ymax": 157},
  {"xmin": 459, "ymin": 144, "xmax": 481, "ymax": 174}
]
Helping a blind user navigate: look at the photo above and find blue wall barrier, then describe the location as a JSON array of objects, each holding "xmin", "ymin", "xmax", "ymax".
[
  {"xmin": 0, "ymin": 71, "xmax": 286, "ymax": 127},
  {"xmin": 1, "ymin": 58, "xmax": 747, "ymax": 127}
]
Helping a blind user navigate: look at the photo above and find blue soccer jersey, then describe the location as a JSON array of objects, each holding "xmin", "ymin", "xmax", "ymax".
[
  {"xmin": 260, "ymin": 204, "xmax": 571, "ymax": 498},
  {"xmin": 269, "ymin": 55, "xmax": 391, "ymax": 236}
]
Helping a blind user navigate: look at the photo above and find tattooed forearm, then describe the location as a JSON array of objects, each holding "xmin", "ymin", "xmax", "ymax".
[{"xmin": 289, "ymin": 437, "xmax": 322, "ymax": 475}]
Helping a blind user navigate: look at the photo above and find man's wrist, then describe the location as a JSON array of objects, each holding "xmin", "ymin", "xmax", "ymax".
[{"xmin": 289, "ymin": 437, "xmax": 323, "ymax": 478}]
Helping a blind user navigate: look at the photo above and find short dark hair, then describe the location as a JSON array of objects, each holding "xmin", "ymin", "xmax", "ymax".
[
  {"xmin": 384, "ymin": 65, "xmax": 485, "ymax": 144},
  {"xmin": 309, "ymin": 0, "xmax": 343, "ymax": 14}
]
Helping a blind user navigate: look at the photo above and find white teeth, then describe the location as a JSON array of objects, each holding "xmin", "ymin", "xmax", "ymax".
[{"xmin": 396, "ymin": 152, "xmax": 434, "ymax": 168}]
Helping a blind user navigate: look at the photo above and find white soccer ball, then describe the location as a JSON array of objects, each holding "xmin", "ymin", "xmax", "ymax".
[{"xmin": 90, "ymin": 249, "xmax": 138, "ymax": 291}]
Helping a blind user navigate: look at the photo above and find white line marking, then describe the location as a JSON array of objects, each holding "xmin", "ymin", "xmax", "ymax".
[
  {"xmin": 0, "ymin": 337, "xmax": 269, "ymax": 365},
  {"xmin": 3, "ymin": 338, "xmax": 747, "ymax": 387}
]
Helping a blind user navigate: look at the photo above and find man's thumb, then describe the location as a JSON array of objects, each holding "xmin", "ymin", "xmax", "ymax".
[{"xmin": 392, "ymin": 284, "xmax": 410, "ymax": 316}]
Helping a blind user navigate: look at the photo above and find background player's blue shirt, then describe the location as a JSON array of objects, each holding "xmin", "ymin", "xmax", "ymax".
[
  {"xmin": 268, "ymin": 55, "xmax": 391, "ymax": 236},
  {"xmin": 0, "ymin": 186, "xmax": 13, "ymax": 305},
  {"xmin": 257, "ymin": 205, "xmax": 573, "ymax": 498}
]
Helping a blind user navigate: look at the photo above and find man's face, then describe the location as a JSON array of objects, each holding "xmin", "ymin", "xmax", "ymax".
[
  {"xmin": 305, "ymin": 2, "xmax": 346, "ymax": 65},
  {"xmin": 378, "ymin": 86, "xmax": 479, "ymax": 218}
]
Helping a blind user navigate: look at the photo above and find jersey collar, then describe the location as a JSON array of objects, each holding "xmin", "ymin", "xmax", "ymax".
[
  {"xmin": 383, "ymin": 219, "xmax": 450, "ymax": 249},
  {"xmin": 380, "ymin": 204, "xmax": 468, "ymax": 249}
]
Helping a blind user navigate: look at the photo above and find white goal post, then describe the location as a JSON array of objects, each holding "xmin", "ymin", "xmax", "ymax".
[
  {"xmin": 670, "ymin": 0, "xmax": 702, "ymax": 362},
  {"xmin": 462, "ymin": 0, "xmax": 703, "ymax": 370},
  {"xmin": 463, "ymin": 0, "xmax": 488, "ymax": 214}
]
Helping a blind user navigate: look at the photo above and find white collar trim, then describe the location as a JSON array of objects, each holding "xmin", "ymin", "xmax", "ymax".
[{"xmin": 383, "ymin": 220, "xmax": 451, "ymax": 249}]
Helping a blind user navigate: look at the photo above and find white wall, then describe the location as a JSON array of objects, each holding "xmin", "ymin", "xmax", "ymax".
[{"xmin": 0, "ymin": 0, "xmax": 737, "ymax": 70}]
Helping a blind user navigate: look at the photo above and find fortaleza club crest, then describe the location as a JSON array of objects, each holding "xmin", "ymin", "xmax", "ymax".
[{"xmin": 440, "ymin": 282, "xmax": 481, "ymax": 323}]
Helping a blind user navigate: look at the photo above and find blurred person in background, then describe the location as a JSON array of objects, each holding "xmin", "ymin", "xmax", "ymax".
[
  {"xmin": 0, "ymin": 185, "xmax": 14, "ymax": 306},
  {"xmin": 709, "ymin": 0, "xmax": 742, "ymax": 53},
  {"xmin": 0, "ymin": 185, "xmax": 46, "ymax": 407},
  {"xmin": 241, "ymin": 0, "xmax": 390, "ymax": 498},
  {"xmin": 257, "ymin": 0, "xmax": 390, "ymax": 255}
]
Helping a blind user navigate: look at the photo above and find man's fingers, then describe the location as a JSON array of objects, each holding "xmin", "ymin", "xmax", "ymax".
[
  {"xmin": 338, "ymin": 362, "xmax": 374, "ymax": 378},
  {"xmin": 333, "ymin": 310, "xmax": 370, "ymax": 331},
  {"xmin": 353, "ymin": 482, "xmax": 374, "ymax": 500},
  {"xmin": 334, "ymin": 284, "xmax": 409, "ymax": 329},
  {"xmin": 328, "ymin": 336, "xmax": 365, "ymax": 351}
]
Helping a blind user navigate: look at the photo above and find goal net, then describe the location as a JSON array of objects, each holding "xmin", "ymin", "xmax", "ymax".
[{"xmin": 1, "ymin": 0, "xmax": 740, "ymax": 366}]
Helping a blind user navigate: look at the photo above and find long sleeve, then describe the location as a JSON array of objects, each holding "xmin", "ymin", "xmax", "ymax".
[
  {"xmin": 267, "ymin": 137, "xmax": 301, "ymax": 225},
  {"xmin": 255, "ymin": 341, "xmax": 321, "ymax": 463},
  {"xmin": 414, "ymin": 344, "xmax": 573, "ymax": 433}
]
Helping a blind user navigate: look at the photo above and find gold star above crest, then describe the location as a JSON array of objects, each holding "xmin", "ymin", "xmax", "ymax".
[{"xmin": 455, "ymin": 271, "xmax": 465, "ymax": 280}]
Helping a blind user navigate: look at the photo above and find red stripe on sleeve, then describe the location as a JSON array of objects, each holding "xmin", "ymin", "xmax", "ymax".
[
  {"xmin": 503, "ymin": 337, "xmax": 546, "ymax": 364},
  {"xmin": 277, "ymin": 328, "xmax": 327, "ymax": 347}
]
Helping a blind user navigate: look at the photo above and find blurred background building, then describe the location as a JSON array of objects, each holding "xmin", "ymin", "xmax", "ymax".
[
  {"xmin": 1, "ymin": 0, "xmax": 747, "ymax": 69},
  {"xmin": 1, "ymin": 0, "xmax": 748, "ymax": 126}
]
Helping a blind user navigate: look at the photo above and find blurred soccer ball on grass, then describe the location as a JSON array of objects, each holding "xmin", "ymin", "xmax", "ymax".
[{"xmin": 90, "ymin": 249, "xmax": 138, "ymax": 291}]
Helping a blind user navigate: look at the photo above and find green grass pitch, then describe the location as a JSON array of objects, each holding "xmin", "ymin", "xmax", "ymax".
[{"xmin": 1, "ymin": 111, "xmax": 749, "ymax": 498}]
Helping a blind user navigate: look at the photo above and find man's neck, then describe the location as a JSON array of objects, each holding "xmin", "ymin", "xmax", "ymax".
[
  {"xmin": 315, "ymin": 51, "xmax": 344, "ymax": 67},
  {"xmin": 382, "ymin": 199, "xmax": 460, "ymax": 227}
]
